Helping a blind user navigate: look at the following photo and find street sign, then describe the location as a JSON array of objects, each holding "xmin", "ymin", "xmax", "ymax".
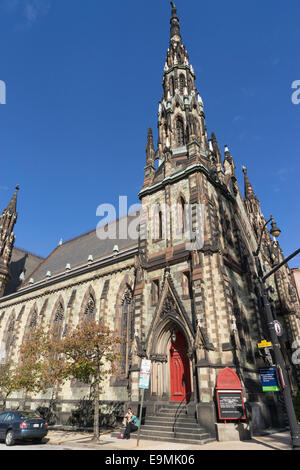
[
  {"xmin": 260, "ymin": 366, "xmax": 280, "ymax": 392},
  {"xmin": 140, "ymin": 359, "xmax": 151, "ymax": 374},
  {"xmin": 273, "ymin": 320, "xmax": 283, "ymax": 337},
  {"xmin": 258, "ymin": 340, "xmax": 272, "ymax": 349}
]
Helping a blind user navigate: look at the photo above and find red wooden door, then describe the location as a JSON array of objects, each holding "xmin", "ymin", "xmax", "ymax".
[{"xmin": 170, "ymin": 331, "xmax": 191, "ymax": 402}]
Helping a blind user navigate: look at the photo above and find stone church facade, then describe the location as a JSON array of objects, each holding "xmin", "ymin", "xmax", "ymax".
[{"xmin": 0, "ymin": 4, "xmax": 300, "ymax": 436}]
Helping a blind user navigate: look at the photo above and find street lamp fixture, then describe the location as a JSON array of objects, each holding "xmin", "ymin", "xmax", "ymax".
[
  {"xmin": 255, "ymin": 215, "xmax": 281, "ymax": 257},
  {"xmin": 269, "ymin": 216, "xmax": 281, "ymax": 239}
]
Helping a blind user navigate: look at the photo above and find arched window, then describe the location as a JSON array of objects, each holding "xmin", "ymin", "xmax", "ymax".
[
  {"xmin": 179, "ymin": 196, "xmax": 186, "ymax": 236},
  {"xmin": 53, "ymin": 302, "xmax": 64, "ymax": 339},
  {"xmin": 23, "ymin": 307, "xmax": 38, "ymax": 343},
  {"xmin": 158, "ymin": 210, "xmax": 163, "ymax": 239},
  {"xmin": 85, "ymin": 295, "xmax": 95, "ymax": 322},
  {"xmin": 179, "ymin": 74, "xmax": 185, "ymax": 94},
  {"xmin": 121, "ymin": 289, "xmax": 134, "ymax": 374},
  {"xmin": 176, "ymin": 117, "xmax": 185, "ymax": 146},
  {"xmin": 4, "ymin": 316, "xmax": 15, "ymax": 360},
  {"xmin": 169, "ymin": 76, "xmax": 175, "ymax": 96}
]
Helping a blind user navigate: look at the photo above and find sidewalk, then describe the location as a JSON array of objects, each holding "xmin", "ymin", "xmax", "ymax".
[{"xmin": 45, "ymin": 429, "xmax": 292, "ymax": 450}]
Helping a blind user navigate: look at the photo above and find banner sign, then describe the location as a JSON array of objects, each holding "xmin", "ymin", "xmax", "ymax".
[
  {"xmin": 260, "ymin": 366, "xmax": 280, "ymax": 392},
  {"xmin": 139, "ymin": 359, "xmax": 151, "ymax": 390}
]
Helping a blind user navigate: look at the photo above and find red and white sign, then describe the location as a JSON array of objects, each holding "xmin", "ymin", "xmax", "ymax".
[{"xmin": 274, "ymin": 321, "xmax": 283, "ymax": 337}]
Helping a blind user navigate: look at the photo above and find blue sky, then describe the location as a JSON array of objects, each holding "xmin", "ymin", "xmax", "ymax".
[{"xmin": 0, "ymin": 0, "xmax": 299, "ymax": 267}]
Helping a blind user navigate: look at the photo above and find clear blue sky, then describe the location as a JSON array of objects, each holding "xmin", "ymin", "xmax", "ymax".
[{"xmin": 0, "ymin": 0, "xmax": 299, "ymax": 266}]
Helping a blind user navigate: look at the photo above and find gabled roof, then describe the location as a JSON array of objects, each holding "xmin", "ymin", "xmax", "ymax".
[
  {"xmin": 4, "ymin": 247, "xmax": 44, "ymax": 295},
  {"xmin": 23, "ymin": 213, "xmax": 140, "ymax": 285}
]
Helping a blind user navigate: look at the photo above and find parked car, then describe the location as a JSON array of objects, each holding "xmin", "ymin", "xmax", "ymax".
[{"xmin": 0, "ymin": 411, "xmax": 48, "ymax": 446}]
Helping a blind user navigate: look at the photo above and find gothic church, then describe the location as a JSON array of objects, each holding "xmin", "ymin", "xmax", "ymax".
[{"xmin": 0, "ymin": 3, "xmax": 300, "ymax": 438}]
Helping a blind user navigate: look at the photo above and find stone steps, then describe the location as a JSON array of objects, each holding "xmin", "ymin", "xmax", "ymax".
[
  {"xmin": 111, "ymin": 430, "xmax": 215, "ymax": 446},
  {"xmin": 145, "ymin": 418, "xmax": 199, "ymax": 428},
  {"xmin": 111, "ymin": 401, "xmax": 215, "ymax": 446},
  {"xmin": 141, "ymin": 425, "xmax": 210, "ymax": 438}
]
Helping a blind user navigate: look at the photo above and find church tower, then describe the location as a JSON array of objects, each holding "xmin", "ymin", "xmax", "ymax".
[
  {"xmin": 0, "ymin": 186, "xmax": 19, "ymax": 297},
  {"xmin": 129, "ymin": 2, "xmax": 299, "ymax": 435},
  {"xmin": 142, "ymin": 1, "xmax": 210, "ymax": 191}
]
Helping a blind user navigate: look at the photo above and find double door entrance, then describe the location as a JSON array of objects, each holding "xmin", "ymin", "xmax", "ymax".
[{"xmin": 169, "ymin": 330, "xmax": 191, "ymax": 402}]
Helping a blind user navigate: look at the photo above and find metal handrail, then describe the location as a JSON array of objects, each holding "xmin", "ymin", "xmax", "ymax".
[{"xmin": 172, "ymin": 391, "xmax": 192, "ymax": 437}]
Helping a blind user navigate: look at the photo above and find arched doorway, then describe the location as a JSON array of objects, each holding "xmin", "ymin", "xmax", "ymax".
[{"xmin": 170, "ymin": 330, "xmax": 191, "ymax": 402}]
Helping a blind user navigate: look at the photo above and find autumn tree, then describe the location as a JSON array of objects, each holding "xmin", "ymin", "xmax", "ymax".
[
  {"xmin": 61, "ymin": 319, "xmax": 124, "ymax": 441},
  {"xmin": 17, "ymin": 327, "xmax": 66, "ymax": 410},
  {"xmin": 0, "ymin": 362, "xmax": 21, "ymax": 409}
]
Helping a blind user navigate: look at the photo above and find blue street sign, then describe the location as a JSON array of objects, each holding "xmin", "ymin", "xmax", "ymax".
[{"xmin": 260, "ymin": 366, "xmax": 280, "ymax": 392}]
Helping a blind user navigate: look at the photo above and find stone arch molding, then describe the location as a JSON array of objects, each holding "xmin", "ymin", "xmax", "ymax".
[{"xmin": 145, "ymin": 272, "xmax": 195, "ymax": 359}]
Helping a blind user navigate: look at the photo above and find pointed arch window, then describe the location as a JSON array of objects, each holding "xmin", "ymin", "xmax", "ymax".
[
  {"xmin": 158, "ymin": 210, "xmax": 163, "ymax": 239},
  {"xmin": 85, "ymin": 294, "xmax": 95, "ymax": 322},
  {"xmin": 121, "ymin": 289, "xmax": 134, "ymax": 374},
  {"xmin": 29, "ymin": 311, "xmax": 37, "ymax": 329},
  {"xmin": 176, "ymin": 117, "xmax": 185, "ymax": 146},
  {"xmin": 169, "ymin": 76, "xmax": 175, "ymax": 96},
  {"xmin": 178, "ymin": 196, "xmax": 186, "ymax": 237},
  {"xmin": 179, "ymin": 74, "xmax": 186, "ymax": 94},
  {"xmin": 23, "ymin": 307, "xmax": 38, "ymax": 343},
  {"xmin": 53, "ymin": 302, "xmax": 64, "ymax": 339},
  {"xmin": 4, "ymin": 316, "xmax": 15, "ymax": 360}
]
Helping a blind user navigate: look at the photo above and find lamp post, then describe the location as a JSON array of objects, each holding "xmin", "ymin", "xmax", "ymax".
[{"xmin": 254, "ymin": 216, "xmax": 300, "ymax": 449}]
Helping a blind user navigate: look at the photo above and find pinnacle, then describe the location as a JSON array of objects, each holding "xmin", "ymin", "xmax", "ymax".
[{"xmin": 6, "ymin": 185, "xmax": 19, "ymax": 214}]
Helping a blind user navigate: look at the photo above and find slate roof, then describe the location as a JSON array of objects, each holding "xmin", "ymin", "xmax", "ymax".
[
  {"xmin": 4, "ymin": 247, "xmax": 44, "ymax": 295},
  {"xmin": 23, "ymin": 213, "xmax": 139, "ymax": 285}
]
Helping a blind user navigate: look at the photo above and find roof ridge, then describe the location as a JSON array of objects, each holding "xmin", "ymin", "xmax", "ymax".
[
  {"xmin": 14, "ymin": 246, "xmax": 45, "ymax": 259},
  {"xmin": 58, "ymin": 210, "xmax": 141, "ymax": 247}
]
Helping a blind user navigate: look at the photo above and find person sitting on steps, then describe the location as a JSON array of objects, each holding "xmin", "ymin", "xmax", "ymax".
[{"xmin": 123, "ymin": 411, "xmax": 139, "ymax": 439}]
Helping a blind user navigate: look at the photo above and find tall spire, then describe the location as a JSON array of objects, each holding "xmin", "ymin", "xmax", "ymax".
[
  {"xmin": 0, "ymin": 186, "xmax": 19, "ymax": 297},
  {"xmin": 170, "ymin": 2, "xmax": 181, "ymax": 42},
  {"xmin": 141, "ymin": 4, "xmax": 209, "ymax": 192},
  {"xmin": 158, "ymin": 4, "xmax": 207, "ymax": 154}
]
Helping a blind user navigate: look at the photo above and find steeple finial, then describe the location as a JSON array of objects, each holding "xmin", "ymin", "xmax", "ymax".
[
  {"xmin": 146, "ymin": 127, "xmax": 155, "ymax": 163},
  {"xmin": 242, "ymin": 166, "xmax": 257, "ymax": 200},
  {"xmin": 170, "ymin": 2, "xmax": 181, "ymax": 41},
  {"xmin": 6, "ymin": 185, "xmax": 19, "ymax": 213}
]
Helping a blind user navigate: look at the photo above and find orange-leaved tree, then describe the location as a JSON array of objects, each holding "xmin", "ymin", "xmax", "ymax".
[
  {"xmin": 61, "ymin": 319, "xmax": 124, "ymax": 441},
  {"xmin": 0, "ymin": 362, "xmax": 22, "ymax": 409},
  {"xmin": 17, "ymin": 327, "xmax": 67, "ymax": 408}
]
